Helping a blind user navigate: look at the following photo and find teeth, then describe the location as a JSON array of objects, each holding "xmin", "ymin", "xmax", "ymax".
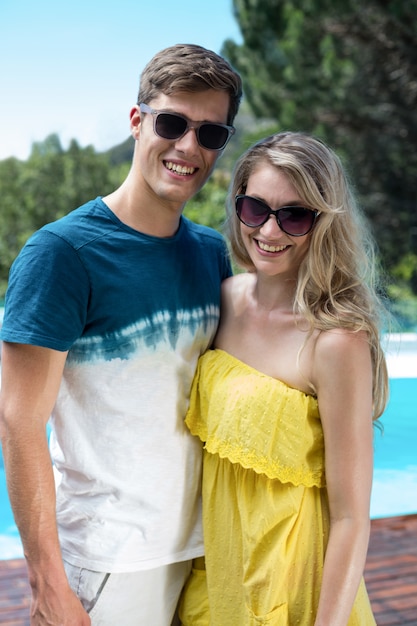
[
  {"xmin": 165, "ymin": 162, "xmax": 195, "ymax": 175},
  {"xmin": 258, "ymin": 241, "xmax": 287, "ymax": 252}
]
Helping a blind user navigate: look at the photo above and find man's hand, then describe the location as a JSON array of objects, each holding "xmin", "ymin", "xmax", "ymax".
[{"xmin": 30, "ymin": 583, "xmax": 91, "ymax": 625}]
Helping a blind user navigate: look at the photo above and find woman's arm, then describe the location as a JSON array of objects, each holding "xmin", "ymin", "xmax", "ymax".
[{"xmin": 312, "ymin": 329, "xmax": 375, "ymax": 626}]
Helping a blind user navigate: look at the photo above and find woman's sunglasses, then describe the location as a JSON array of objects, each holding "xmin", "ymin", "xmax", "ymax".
[
  {"xmin": 139, "ymin": 103, "xmax": 235, "ymax": 151},
  {"xmin": 235, "ymin": 195, "xmax": 320, "ymax": 237}
]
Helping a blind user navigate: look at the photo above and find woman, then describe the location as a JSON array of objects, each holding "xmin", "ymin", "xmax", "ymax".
[{"xmin": 179, "ymin": 132, "xmax": 389, "ymax": 625}]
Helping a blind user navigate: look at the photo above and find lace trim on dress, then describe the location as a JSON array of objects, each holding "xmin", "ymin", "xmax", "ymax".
[
  {"xmin": 186, "ymin": 349, "xmax": 326, "ymax": 488},
  {"xmin": 203, "ymin": 436, "xmax": 326, "ymax": 488}
]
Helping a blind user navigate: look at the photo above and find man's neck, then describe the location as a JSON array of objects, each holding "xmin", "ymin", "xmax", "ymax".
[{"xmin": 102, "ymin": 184, "xmax": 184, "ymax": 238}]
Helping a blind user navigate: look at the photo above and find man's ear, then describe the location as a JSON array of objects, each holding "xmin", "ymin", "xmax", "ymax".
[{"xmin": 130, "ymin": 105, "xmax": 141, "ymax": 139}]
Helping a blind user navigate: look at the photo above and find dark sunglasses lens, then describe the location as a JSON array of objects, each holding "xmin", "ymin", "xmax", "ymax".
[
  {"xmin": 198, "ymin": 124, "xmax": 229, "ymax": 150},
  {"xmin": 236, "ymin": 197, "xmax": 316, "ymax": 235},
  {"xmin": 155, "ymin": 113, "xmax": 187, "ymax": 139},
  {"xmin": 236, "ymin": 196, "xmax": 269, "ymax": 227},
  {"xmin": 279, "ymin": 208, "xmax": 315, "ymax": 235}
]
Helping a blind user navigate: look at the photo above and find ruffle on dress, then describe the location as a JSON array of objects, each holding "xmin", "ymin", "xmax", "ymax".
[{"xmin": 186, "ymin": 349, "xmax": 325, "ymax": 488}]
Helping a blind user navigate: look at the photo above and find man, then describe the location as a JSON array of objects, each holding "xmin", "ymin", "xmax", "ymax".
[{"xmin": 0, "ymin": 43, "xmax": 242, "ymax": 625}]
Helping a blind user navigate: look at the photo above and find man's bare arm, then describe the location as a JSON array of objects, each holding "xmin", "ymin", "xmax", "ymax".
[{"xmin": 0, "ymin": 342, "xmax": 90, "ymax": 625}]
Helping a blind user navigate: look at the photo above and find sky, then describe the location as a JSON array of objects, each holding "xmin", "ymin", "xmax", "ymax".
[{"xmin": 0, "ymin": 0, "xmax": 242, "ymax": 160}]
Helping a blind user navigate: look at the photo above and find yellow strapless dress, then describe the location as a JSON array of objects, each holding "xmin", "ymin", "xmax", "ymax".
[{"xmin": 179, "ymin": 349, "xmax": 376, "ymax": 626}]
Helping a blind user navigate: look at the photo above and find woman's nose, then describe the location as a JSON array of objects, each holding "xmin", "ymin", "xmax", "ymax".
[{"xmin": 259, "ymin": 214, "xmax": 284, "ymax": 235}]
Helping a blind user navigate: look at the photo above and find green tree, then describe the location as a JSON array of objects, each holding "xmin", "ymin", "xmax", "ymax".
[
  {"xmin": 0, "ymin": 135, "xmax": 118, "ymax": 298},
  {"xmin": 223, "ymin": 0, "xmax": 417, "ymax": 294},
  {"xmin": 0, "ymin": 157, "xmax": 27, "ymax": 297},
  {"xmin": 183, "ymin": 170, "xmax": 231, "ymax": 232}
]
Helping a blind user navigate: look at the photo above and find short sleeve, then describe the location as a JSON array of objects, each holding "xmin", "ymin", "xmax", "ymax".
[{"xmin": 1, "ymin": 229, "xmax": 90, "ymax": 351}]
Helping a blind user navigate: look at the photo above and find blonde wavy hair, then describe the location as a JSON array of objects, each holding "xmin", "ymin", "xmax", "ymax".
[{"xmin": 227, "ymin": 132, "xmax": 389, "ymax": 419}]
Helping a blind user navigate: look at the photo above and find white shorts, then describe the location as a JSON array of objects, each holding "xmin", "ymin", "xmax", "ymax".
[{"xmin": 64, "ymin": 559, "xmax": 192, "ymax": 626}]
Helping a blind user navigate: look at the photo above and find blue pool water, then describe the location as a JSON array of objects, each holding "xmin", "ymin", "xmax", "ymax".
[
  {"xmin": 1, "ymin": 339, "xmax": 416, "ymax": 559},
  {"xmin": 371, "ymin": 377, "xmax": 417, "ymax": 518}
]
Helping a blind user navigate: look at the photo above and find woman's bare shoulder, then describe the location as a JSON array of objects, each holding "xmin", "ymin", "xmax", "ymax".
[
  {"xmin": 221, "ymin": 272, "xmax": 254, "ymax": 299},
  {"xmin": 311, "ymin": 328, "xmax": 371, "ymax": 390},
  {"xmin": 216, "ymin": 273, "xmax": 254, "ymax": 346},
  {"xmin": 315, "ymin": 328, "xmax": 369, "ymax": 357}
]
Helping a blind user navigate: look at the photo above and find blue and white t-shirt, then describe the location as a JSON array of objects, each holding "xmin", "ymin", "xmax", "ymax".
[{"xmin": 1, "ymin": 197, "xmax": 231, "ymax": 572}]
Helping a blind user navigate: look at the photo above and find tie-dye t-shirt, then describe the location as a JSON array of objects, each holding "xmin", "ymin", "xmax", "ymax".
[{"xmin": 1, "ymin": 197, "xmax": 231, "ymax": 572}]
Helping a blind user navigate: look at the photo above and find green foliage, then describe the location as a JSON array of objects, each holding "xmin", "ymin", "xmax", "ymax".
[
  {"xmin": 104, "ymin": 136, "xmax": 134, "ymax": 166},
  {"xmin": 387, "ymin": 288, "xmax": 417, "ymax": 332},
  {"xmin": 183, "ymin": 170, "xmax": 231, "ymax": 233},
  {"xmin": 0, "ymin": 157, "xmax": 28, "ymax": 296},
  {"xmin": 391, "ymin": 253, "xmax": 417, "ymax": 284},
  {"xmin": 224, "ymin": 0, "xmax": 417, "ymax": 299},
  {"xmin": 0, "ymin": 135, "xmax": 122, "ymax": 298},
  {"xmin": 385, "ymin": 253, "xmax": 417, "ymax": 330}
]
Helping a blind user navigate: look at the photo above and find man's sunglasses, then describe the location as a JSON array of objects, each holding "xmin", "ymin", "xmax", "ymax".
[
  {"xmin": 235, "ymin": 195, "xmax": 320, "ymax": 237},
  {"xmin": 139, "ymin": 103, "xmax": 235, "ymax": 151}
]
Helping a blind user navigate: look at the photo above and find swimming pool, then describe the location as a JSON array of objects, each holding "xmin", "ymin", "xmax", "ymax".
[
  {"xmin": 371, "ymin": 377, "xmax": 417, "ymax": 518},
  {"xmin": 1, "ymin": 334, "xmax": 416, "ymax": 559},
  {"xmin": 370, "ymin": 334, "xmax": 417, "ymax": 518}
]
